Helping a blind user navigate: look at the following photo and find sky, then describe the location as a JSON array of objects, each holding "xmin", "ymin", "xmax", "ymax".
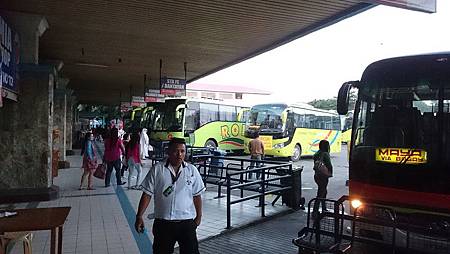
[{"xmin": 193, "ymin": 1, "xmax": 450, "ymax": 103}]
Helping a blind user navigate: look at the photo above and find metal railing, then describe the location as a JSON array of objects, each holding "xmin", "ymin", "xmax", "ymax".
[
  {"xmin": 226, "ymin": 161, "xmax": 293, "ymax": 228},
  {"xmin": 190, "ymin": 154, "xmax": 297, "ymax": 229}
]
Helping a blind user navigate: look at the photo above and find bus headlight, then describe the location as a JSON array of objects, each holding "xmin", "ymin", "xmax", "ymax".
[
  {"xmin": 273, "ymin": 143, "xmax": 285, "ymax": 149},
  {"xmin": 351, "ymin": 199, "xmax": 362, "ymax": 209}
]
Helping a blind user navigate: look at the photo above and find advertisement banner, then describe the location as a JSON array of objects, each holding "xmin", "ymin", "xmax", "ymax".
[
  {"xmin": 1, "ymin": 16, "xmax": 20, "ymax": 98},
  {"xmin": 367, "ymin": 0, "xmax": 436, "ymax": 13}
]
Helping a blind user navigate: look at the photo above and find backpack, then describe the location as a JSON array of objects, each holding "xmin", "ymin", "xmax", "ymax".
[{"xmin": 313, "ymin": 152, "xmax": 331, "ymax": 177}]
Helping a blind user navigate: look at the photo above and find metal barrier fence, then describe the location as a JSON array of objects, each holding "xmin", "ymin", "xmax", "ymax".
[
  {"xmin": 191, "ymin": 154, "xmax": 303, "ymax": 229},
  {"xmin": 149, "ymin": 143, "xmax": 213, "ymax": 166},
  {"xmin": 294, "ymin": 195, "xmax": 450, "ymax": 254}
]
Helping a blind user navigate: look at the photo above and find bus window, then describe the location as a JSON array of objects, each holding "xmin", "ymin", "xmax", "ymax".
[
  {"xmin": 219, "ymin": 105, "xmax": 236, "ymax": 121},
  {"xmin": 185, "ymin": 102, "xmax": 200, "ymax": 131},
  {"xmin": 237, "ymin": 108, "xmax": 250, "ymax": 123},
  {"xmin": 332, "ymin": 116, "xmax": 341, "ymax": 130},
  {"xmin": 200, "ymin": 103, "xmax": 219, "ymax": 126}
]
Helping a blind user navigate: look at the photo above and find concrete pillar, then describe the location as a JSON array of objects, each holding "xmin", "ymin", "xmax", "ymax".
[
  {"xmin": 53, "ymin": 78, "xmax": 72, "ymax": 168},
  {"xmin": 65, "ymin": 96, "xmax": 76, "ymax": 155},
  {"xmin": 0, "ymin": 13, "xmax": 58, "ymax": 202},
  {"xmin": 0, "ymin": 65, "xmax": 58, "ymax": 202}
]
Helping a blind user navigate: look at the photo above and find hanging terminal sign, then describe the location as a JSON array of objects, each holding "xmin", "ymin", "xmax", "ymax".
[
  {"xmin": 1, "ymin": 16, "xmax": 20, "ymax": 98},
  {"xmin": 375, "ymin": 148, "xmax": 427, "ymax": 164},
  {"xmin": 160, "ymin": 77, "xmax": 186, "ymax": 96}
]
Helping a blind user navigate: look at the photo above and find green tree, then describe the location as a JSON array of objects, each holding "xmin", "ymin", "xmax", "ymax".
[
  {"xmin": 307, "ymin": 90, "xmax": 358, "ymax": 111},
  {"xmin": 307, "ymin": 97, "xmax": 337, "ymax": 110}
]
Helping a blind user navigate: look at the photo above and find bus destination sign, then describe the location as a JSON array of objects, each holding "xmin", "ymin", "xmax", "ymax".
[{"xmin": 375, "ymin": 148, "xmax": 427, "ymax": 164}]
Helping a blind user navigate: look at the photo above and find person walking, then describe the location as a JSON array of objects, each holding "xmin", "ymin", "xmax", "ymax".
[
  {"xmin": 104, "ymin": 127, "xmax": 126, "ymax": 187},
  {"xmin": 79, "ymin": 132, "xmax": 98, "ymax": 190},
  {"xmin": 121, "ymin": 133, "xmax": 131, "ymax": 178},
  {"xmin": 140, "ymin": 128, "xmax": 150, "ymax": 160},
  {"xmin": 312, "ymin": 140, "xmax": 333, "ymax": 218},
  {"xmin": 248, "ymin": 132, "xmax": 265, "ymax": 179},
  {"xmin": 126, "ymin": 132, "xmax": 143, "ymax": 189},
  {"xmin": 135, "ymin": 138, "xmax": 205, "ymax": 254}
]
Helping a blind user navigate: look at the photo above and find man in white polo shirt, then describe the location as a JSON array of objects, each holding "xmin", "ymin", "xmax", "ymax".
[{"xmin": 135, "ymin": 138, "xmax": 205, "ymax": 254}]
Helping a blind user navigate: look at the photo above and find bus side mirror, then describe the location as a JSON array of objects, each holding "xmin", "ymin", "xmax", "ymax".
[{"xmin": 337, "ymin": 81, "xmax": 359, "ymax": 115}]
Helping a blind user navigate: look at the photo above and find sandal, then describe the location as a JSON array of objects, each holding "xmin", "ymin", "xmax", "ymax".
[
  {"xmin": 78, "ymin": 187, "xmax": 84, "ymax": 190},
  {"xmin": 87, "ymin": 187, "xmax": 96, "ymax": 190}
]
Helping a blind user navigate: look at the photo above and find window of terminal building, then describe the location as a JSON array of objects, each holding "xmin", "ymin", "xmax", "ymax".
[
  {"xmin": 235, "ymin": 93, "xmax": 243, "ymax": 99},
  {"xmin": 219, "ymin": 93, "xmax": 234, "ymax": 100},
  {"xmin": 201, "ymin": 92, "xmax": 216, "ymax": 99},
  {"xmin": 187, "ymin": 91, "xmax": 198, "ymax": 98}
]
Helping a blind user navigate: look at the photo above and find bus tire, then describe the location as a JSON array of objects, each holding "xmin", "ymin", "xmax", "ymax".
[
  {"xmin": 291, "ymin": 144, "xmax": 301, "ymax": 162},
  {"xmin": 204, "ymin": 139, "xmax": 217, "ymax": 149}
]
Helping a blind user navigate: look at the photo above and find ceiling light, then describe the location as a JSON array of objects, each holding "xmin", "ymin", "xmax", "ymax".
[{"xmin": 74, "ymin": 62, "xmax": 109, "ymax": 68}]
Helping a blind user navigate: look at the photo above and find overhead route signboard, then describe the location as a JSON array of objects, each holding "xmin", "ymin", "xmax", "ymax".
[
  {"xmin": 145, "ymin": 89, "xmax": 165, "ymax": 103},
  {"xmin": 131, "ymin": 96, "xmax": 146, "ymax": 107},
  {"xmin": 120, "ymin": 102, "xmax": 132, "ymax": 112},
  {"xmin": 160, "ymin": 77, "xmax": 186, "ymax": 96},
  {"xmin": 367, "ymin": 0, "xmax": 436, "ymax": 13}
]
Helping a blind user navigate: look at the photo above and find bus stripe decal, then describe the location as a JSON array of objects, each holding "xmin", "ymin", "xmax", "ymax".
[{"xmin": 219, "ymin": 141, "xmax": 244, "ymax": 147}]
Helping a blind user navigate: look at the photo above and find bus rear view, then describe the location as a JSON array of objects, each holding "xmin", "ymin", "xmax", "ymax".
[{"xmin": 337, "ymin": 53, "xmax": 450, "ymax": 253}]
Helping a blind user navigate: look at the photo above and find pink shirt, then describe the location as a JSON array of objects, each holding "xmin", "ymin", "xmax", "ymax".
[
  {"xmin": 104, "ymin": 138, "xmax": 124, "ymax": 162},
  {"xmin": 126, "ymin": 144, "xmax": 141, "ymax": 164}
]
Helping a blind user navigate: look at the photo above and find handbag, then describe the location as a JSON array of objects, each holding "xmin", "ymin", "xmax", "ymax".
[
  {"xmin": 94, "ymin": 163, "xmax": 106, "ymax": 179},
  {"xmin": 313, "ymin": 153, "xmax": 331, "ymax": 177}
]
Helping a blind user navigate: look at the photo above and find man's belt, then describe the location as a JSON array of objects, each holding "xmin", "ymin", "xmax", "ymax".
[{"xmin": 155, "ymin": 218, "xmax": 192, "ymax": 223}]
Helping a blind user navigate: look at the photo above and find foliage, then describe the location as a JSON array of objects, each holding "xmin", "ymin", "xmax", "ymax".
[
  {"xmin": 308, "ymin": 98, "xmax": 337, "ymax": 110},
  {"xmin": 307, "ymin": 90, "xmax": 358, "ymax": 111},
  {"xmin": 77, "ymin": 104, "xmax": 121, "ymax": 120}
]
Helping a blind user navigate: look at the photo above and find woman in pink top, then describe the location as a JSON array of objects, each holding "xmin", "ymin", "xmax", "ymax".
[
  {"xmin": 126, "ymin": 132, "xmax": 143, "ymax": 189},
  {"xmin": 104, "ymin": 127, "xmax": 126, "ymax": 187}
]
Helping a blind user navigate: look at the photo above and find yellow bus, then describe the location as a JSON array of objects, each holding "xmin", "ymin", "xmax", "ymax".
[{"xmin": 244, "ymin": 102, "xmax": 341, "ymax": 161}]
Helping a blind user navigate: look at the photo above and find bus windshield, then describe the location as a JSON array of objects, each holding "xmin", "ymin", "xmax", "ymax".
[
  {"xmin": 352, "ymin": 81, "xmax": 450, "ymax": 193},
  {"xmin": 355, "ymin": 83, "xmax": 442, "ymax": 150},
  {"xmin": 247, "ymin": 104, "xmax": 286, "ymax": 131},
  {"xmin": 152, "ymin": 99, "xmax": 185, "ymax": 132}
]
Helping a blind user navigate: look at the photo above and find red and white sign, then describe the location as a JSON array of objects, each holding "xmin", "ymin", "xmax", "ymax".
[
  {"xmin": 160, "ymin": 89, "xmax": 177, "ymax": 95},
  {"xmin": 131, "ymin": 102, "xmax": 146, "ymax": 107},
  {"xmin": 145, "ymin": 96, "xmax": 165, "ymax": 103},
  {"xmin": 367, "ymin": 0, "xmax": 436, "ymax": 13}
]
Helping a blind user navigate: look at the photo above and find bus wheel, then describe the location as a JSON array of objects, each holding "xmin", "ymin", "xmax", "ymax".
[
  {"xmin": 204, "ymin": 139, "xmax": 217, "ymax": 150},
  {"xmin": 291, "ymin": 144, "xmax": 301, "ymax": 162}
]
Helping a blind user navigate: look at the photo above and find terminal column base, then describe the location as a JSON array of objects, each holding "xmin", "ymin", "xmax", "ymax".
[{"xmin": 0, "ymin": 185, "xmax": 59, "ymax": 204}]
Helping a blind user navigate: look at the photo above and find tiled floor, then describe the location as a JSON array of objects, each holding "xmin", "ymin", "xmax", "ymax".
[{"xmin": 4, "ymin": 148, "xmax": 290, "ymax": 254}]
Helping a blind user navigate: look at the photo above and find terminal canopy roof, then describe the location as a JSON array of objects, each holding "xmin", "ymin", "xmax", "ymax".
[{"xmin": 2, "ymin": 0, "xmax": 373, "ymax": 104}]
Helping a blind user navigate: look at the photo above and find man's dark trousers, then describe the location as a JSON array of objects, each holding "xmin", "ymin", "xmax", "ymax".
[{"xmin": 152, "ymin": 219, "xmax": 199, "ymax": 254}]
